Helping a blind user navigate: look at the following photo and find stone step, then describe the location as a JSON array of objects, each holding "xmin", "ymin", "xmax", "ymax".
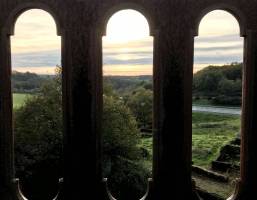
[
  {"xmin": 196, "ymin": 187, "xmax": 224, "ymax": 200},
  {"xmin": 212, "ymin": 161, "xmax": 240, "ymax": 172},
  {"xmin": 192, "ymin": 165, "xmax": 229, "ymax": 183}
]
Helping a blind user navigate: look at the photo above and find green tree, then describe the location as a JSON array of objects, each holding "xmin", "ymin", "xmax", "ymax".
[
  {"xmin": 193, "ymin": 66, "xmax": 224, "ymax": 96},
  {"xmin": 102, "ymin": 95, "xmax": 149, "ymax": 200},
  {"xmin": 193, "ymin": 63, "xmax": 243, "ymax": 106},
  {"xmin": 126, "ymin": 87, "xmax": 153, "ymax": 128}
]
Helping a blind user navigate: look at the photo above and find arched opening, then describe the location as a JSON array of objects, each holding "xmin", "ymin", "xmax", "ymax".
[
  {"xmin": 11, "ymin": 9, "xmax": 62, "ymax": 200},
  {"xmin": 192, "ymin": 10, "xmax": 243, "ymax": 199},
  {"xmin": 102, "ymin": 9, "xmax": 153, "ymax": 200}
]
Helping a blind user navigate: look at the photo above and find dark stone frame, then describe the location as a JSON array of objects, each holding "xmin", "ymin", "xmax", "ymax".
[{"xmin": 0, "ymin": 1, "xmax": 256, "ymax": 200}]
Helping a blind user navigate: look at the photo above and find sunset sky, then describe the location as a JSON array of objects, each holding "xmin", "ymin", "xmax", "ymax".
[{"xmin": 11, "ymin": 9, "xmax": 243, "ymax": 75}]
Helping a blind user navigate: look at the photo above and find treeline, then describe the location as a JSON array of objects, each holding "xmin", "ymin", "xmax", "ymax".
[
  {"xmin": 13, "ymin": 62, "xmax": 242, "ymax": 107},
  {"xmin": 193, "ymin": 63, "xmax": 242, "ymax": 106},
  {"xmin": 12, "ymin": 71, "xmax": 53, "ymax": 93},
  {"xmin": 103, "ymin": 76, "xmax": 152, "ymax": 94},
  {"xmin": 12, "ymin": 72, "xmax": 153, "ymax": 94}
]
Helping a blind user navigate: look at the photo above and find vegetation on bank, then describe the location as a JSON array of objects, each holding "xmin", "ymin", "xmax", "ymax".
[{"xmin": 193, "ymin": 63, "xmax": 242, "ymax": 106}]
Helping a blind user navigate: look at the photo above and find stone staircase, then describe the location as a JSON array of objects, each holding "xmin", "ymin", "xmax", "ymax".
[
  {"xmin": 193, "ymin": 137, "xmax": 241, "ymax": 200},
  {"xmin": 211, "ymin": 138, "xmax": 240, "ymax": 173}
]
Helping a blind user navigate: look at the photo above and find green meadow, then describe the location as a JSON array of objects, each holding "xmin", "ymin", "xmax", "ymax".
[
  {"xmin": 140, "ymin": 112, "xmax": 240, "ymax": 168},
  {"xmin": 13, "ymin": 93, "xmax": 32, "ymax": 109}
]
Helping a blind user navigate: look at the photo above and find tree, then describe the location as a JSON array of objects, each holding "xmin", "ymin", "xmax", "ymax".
[
  {"xmin": 193, "ymin": 63, "xmax": 243, "ymax": 106},
  {"xmin": 193, "ymin": 66, "xmax": 224, "ymax": 96},
  {"xmin": 102, "ymin": 95, "xmax": 149, "ymax": 200},
  {"xmin": 126, "ymin": 87, "xmax": 153, "ymax": 128}
]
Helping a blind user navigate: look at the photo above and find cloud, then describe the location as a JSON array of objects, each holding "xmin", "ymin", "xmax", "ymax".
[
  {"xmin": 104, "ymin": 57, "xmax": 153, "ymax": 65},
  {"xmin": 194, "ymin": 54, "xmax": 243, "ymax": 64},
  {"xmin": 103, "ymin": 38, "xmax": 153, "ymax": 52},
  {"xmin": 195, "ymin": 44, "xmax": 243, "ymax": 52},
  {"xmin": 12, "ymin": 50, "xmax": 61, "ymax": 68},
  {"xmin": 195, "ymin": 34, "xmax": 242, "ymax": 44}
]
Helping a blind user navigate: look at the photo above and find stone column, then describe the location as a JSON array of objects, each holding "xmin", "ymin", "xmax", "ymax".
[
  {"xmin": 152, "ymin": 25, "xmax": 200, "ymax": 199},
  {"xmin": 229, "ymin": 30, "xmax": 257, "ymax": 200},
  {"xmin": 0, "ymin": 29, "xmax": 15, "ymax": 200},
  {"xmin": 61, "ymin": 28, "xmax": 103, "ymax": 200}
]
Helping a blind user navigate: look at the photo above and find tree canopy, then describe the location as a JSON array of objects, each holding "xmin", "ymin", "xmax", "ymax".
[{"xmin": 193, "ymin": 63, "xmax": 242, "ymax": 106}]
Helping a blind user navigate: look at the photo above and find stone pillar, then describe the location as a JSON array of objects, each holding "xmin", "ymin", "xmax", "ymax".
[
  {"xmin": 152, "ymin": 25, "xmax": 200, "ymax": 199},
  {"xmin": 0, "ymin": 29, "xmax": 15, "ymax": 200},
  {"xmin": 229, "ymin": 30, "xmax": 257, "ymax": 200},
  {"xmin": 61, "ymin": 28, "xmax": 103, "ymax": 200}
]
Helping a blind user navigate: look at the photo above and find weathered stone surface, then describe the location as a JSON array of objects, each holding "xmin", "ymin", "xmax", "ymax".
[{"xmin": 192, "ymin": 165, "xmax": 229, "ymax": 183}]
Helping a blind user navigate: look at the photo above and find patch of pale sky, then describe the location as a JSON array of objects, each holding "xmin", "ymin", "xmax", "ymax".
[
  {"xmin": 103, "ymin": 64, "xmax": 152, "ymax": 76},
  {"xmin": 12, "ymin": 9, "xmax": 60, "ymax": 54},
  {"xmin": 13, "ymin": 66, "xmax": 57, "ymax": 74},
  {"xmin": 103, "ymin": 10, "xmax": 150, "ymax": 43},
  {"xmin": 198, "ymin": 10, "xmax": 240, "ymax": 36}
]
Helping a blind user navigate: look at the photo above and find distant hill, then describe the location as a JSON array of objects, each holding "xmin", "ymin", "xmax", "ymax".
[{"xmin": 12, "ymin": 71, "xmax": 53, "ymax": 93}]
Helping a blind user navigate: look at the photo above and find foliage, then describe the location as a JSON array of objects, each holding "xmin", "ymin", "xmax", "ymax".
[
  {"xmin": 102, "ymin": 96, "xmax": 140, "ymax": 162},
  {"xmin": 107, "ymin": 157, "xmax": 149, "ymax": 200},
  {"xmin": 193, "ymin": 63, "xmax": 242, "ymax": 106},
  {"xmin": 103, "ymin": 76, "xmax": 152, "ymax": 95},
  {"xmin": 102, "ymin": 90, "xmax": 150, "ymax": 200},
  {"xmin": 126, "ymin": 87, "xmax": 153, "ymax": 128},
  {"xmin": 12, "ymin": 71, "xmax": 53, "ymax": 94}
]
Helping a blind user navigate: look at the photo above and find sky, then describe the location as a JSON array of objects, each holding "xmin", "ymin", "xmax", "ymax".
[{"xmin": 11, "ymin": 9, "xmax": 243, "ymax": 75}]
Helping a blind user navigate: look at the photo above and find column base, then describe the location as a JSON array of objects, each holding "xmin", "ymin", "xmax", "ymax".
[
  {"xmin": 227, "ymin": 179, "xmax": 245, "ymax": 200},
  {"xmin": 0, "ymin": 179, "xmax": 28, "ymax": 200},
  {"xmin": 102, "ymin": 178, "xmax": 153, "ymax": 200},
  {"xmin": 12, "ymin": 179, "xmax": 27, "ymax": 200},
  {"xmin": 53, "ymin": 178, "xmax": 64, "ymax": 200},
  {"xmin": 192, "ymin": 178, "xmax": 203, "ymax": 200},
  {"xmin": 101, "ymin": 178, "xmax": 117, "ymax": 200},
  {"xmin": 140, "ymin": 178, "xmax": 153, "ymax": 200}
]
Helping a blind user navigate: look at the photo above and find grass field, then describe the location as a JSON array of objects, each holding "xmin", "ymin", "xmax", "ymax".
[
  {"xmin": 13, "ymin": 93, "xmax": 32, "ymax": 109},
  {"xmin": 192, "ymin": 112, "xmax": 240, "ymax": 167},
  {"xmin": 139, "ymin": 112, "xmax": 240, "ymax": 168},
  {"xmin": 139, "ymin": 112, "xmax": 241, "ymax": 199}
]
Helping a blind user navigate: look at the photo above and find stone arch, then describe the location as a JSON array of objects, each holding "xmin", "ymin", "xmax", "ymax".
[
  {"xmin": 100, "ymin": 2, "xmax": 156, "ymax": 36},
  {"xmin": 193, "ymin": 3, "xmax": 246, "ymax": 37},
  {"xmin": 4, "ymin": 2, "xmax": 62, "ymax": 36}
]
